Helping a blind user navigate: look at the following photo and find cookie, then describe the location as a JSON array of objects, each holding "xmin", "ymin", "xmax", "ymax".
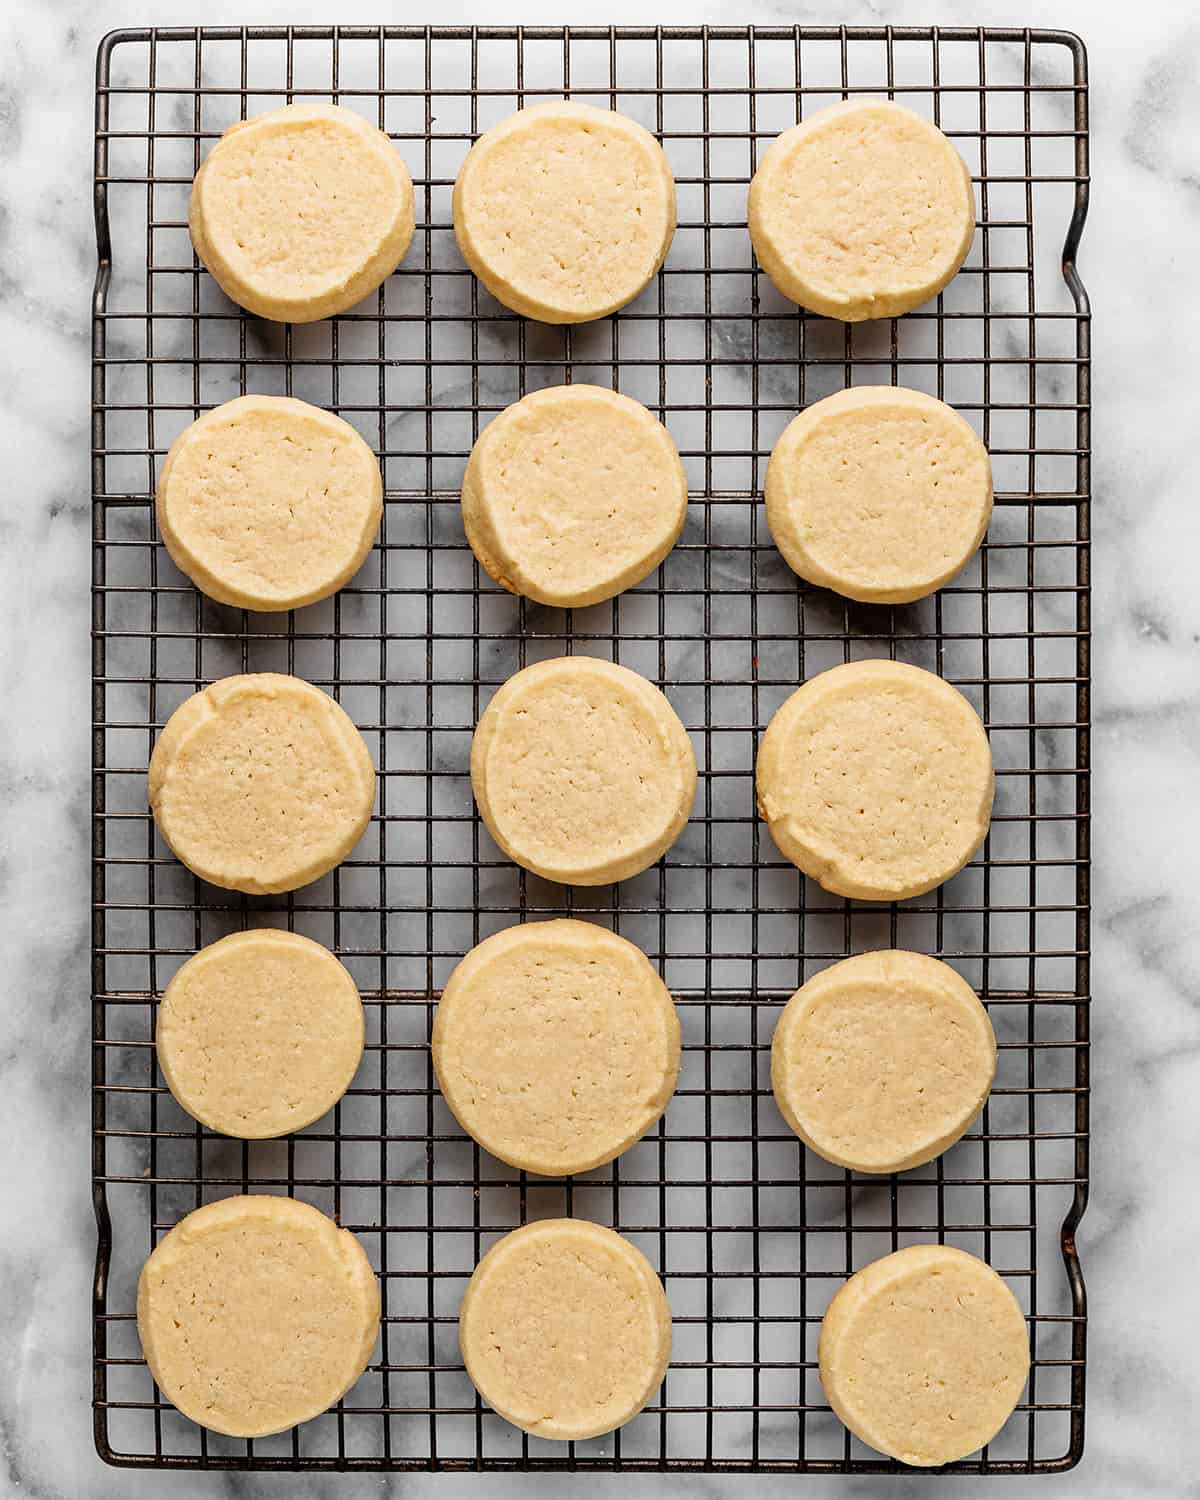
[
  {"xmin": 157, "ymin": 395, "xmax": 383, "ymax": 612},
  {"xmin": 771, "ymin": 951, "xmax": 995, "ymax": 1173},
  {"xmin": 462, "ymin": 384, "xmax": 687, "ymax": 608},
  {"xmin": 749, "ymin": 99, "xmax": 976, "ymax": 321},
  {"xmin": 459, "ymin": 1219, "xmax": 671, "ymax": 1440},
  {"xmin": 149, "ymin": 673, "xmax": 375, "ymax": 895},
  {"xmin": 433, "ymin": 920, "xmax": 679, "ymax": 1175},
  {"xmin": 190, "ymin": 102, "xmax": 414, "ymax": 322},
  {"xmin": 137, "ymin": 1195, "xmax": 380, "ymax": 1438},
  {"xmin": 471, "ymin": 657, "xmax": 696, "ymax": 885},
  {"xmin": 157, "ymin": 930, "xmax": 365, "ymax": 1139},
  {"xmin": 756, "ymin": 660, "xmax": 993, "ymax": 901},
  {"xmin": 453, "ymin": 101, "xmax": 675, "ymax": 323},
  {"xmin": 819, "ymin": 1244, "xmax": 1029, "ymax": 1466},
  {"xmin": 765, "ymin": 386, "xmax": 992, "ymax": 604}
]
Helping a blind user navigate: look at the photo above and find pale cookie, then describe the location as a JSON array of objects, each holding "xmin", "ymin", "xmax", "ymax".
[
  {"xmin": 765, "ymin": 386, "xmax": 992, "ymax": 604},
  {"xmin": 462, "ymin": 384, "xmax": 687, "ymax": 608},
  {"xmin": 771, "ymin": 950, "xmax": 995, "ymax": 1173},
  {"xmin": 433, "ymin": 920, "xmax": 680, "ymax": 1175},
  {"xmin": 453, "ymin": 101, "xmax": 676, "ymax": 323},
  {"xmin": 149, "ymin": 673, "xmax": 375, "ymax": 895},
  {"xmin": 819, "ymin": 1244, "xmax": 1029, "ymax": 1466},
  {"xmin": 190, "ymin": 102, "xmax": 414, "ymax": 322},
  {"xmin": 471, "ymin": 657, "xmax": 696, "ymax": 886},
  {"xmin": 749, "ymin": 99, "xmax": 976, "ymax": 321},
  {"xmin": 157, "ymin": 930, "xmax": 365, "ymax": 1139},
  {"xmin": 157, "ymin": 395, "xmax": 383, "ymax": 612},
  {"xmin": 137, "ymin": 1195, "xmax": 380, "ymax": 1438},
  {"xmin": 460, "ymin": 1219, "xmax": 671, "ymax": 1440},
  {"xmin": 756, "ymin": 660, "xmax": 993, "ymax": 901}
]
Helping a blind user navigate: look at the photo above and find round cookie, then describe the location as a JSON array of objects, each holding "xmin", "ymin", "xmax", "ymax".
[
  {"xmin": 462, "ymin": 384, "xmax": 687, "ymax": 609},
  {"xmin": 471, "ymin": 657, "xmax": 696, "ymax": 886},
  {"xmin": 157, "ymin": 930, "xmax": 365, "ymax": 1139},
  {"xmin": 756, "ymin": 660, "xmax": 993, "ymax": 901},
  {"xmin": 137, "ymin": 1195, "xmax": 380, "ymax": 1438},
  {"xmin": 818, "ymin": 1244, "xmax": 1029, "ymax": 1465},
  {"xmin": 460, "ymin": 1219, "xmax": 671, "ymax": 1440},
  {"xmin": 157, "ymin": 395, "xmax": 383, "ymax": 612},
  {"xmin": 433, "ymin": 920, "xmax": 680, "ymax": 1175},
  {"xmin": 771, "ymin": 951, "xmax": 995, "ymax": 1173},
  {"xmin": 453, "ymin": 101, "xmax": 676, "ymax": 323},
  {"xmin": 190, "ymin": 102, "xmax": 414, "ymax": 322},
  {"xmin": 749, "ymin": 99, "xmax": 976, "ymax": 321},
  {"xmin": 149, "ymin": 673, "xmax": 375, "ymax": 895},
  {"xmin": 765, "ymin": 386, "xmax": 992, "ymax": 604}
]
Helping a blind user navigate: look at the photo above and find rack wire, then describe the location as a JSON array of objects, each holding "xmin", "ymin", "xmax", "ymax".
[{"xmin": 91, "ymin": 24, "xmax": 1091, "ymax": 1474}]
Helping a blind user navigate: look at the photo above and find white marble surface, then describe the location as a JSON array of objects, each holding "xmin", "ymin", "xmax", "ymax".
[{"xmin": 1, "ymin": 0, "xmax": 1196, "ymax": 1494}]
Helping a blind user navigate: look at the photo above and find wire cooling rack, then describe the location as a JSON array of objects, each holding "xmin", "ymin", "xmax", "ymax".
[{"xmin": 91, "ymin": 24, "xmax": 1091, "ymax": 1475}]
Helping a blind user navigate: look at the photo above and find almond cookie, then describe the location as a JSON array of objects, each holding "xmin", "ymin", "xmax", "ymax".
[
  {"xmin": 471, "ymin": 657, "xmax": 696, "ymax": 886},
  {"xmin": 453, "ymin": 101, "xmax": 675, "ymax": 323},
  {"xmin": 460, "ymin": 1219, "xmax": 671, "ymax": 1440},
  {"xmin": 157, "ymin": 395, "xmax": 382, "ymax": 611},
  {"xmin": 157, "ymin": 930, "xmax": 365, "ymax": 1138},
  {"xmin": 190, "ymin": 102, "xmax": 414, "ymax": 322},
  {"xmin": 433, "ymin": 920, "xmax": 679, "ymax": 1175},
  {"xmin": 765, "ymin": 386, "xmax": 992, "ymax": 603},
  {"xmin": 756, "ymin": 660, "xmax": 993, "ymax": 901},
  {"xmin": 462, "ymin": 384, "xmax": 687, "ymax": 608},
  {"xmin": 819, "ymin": 1244, "xmax": 1029, "ymax": 1465},
  {"xmin": 749, "ymin": 99, "xmax": 976, "ymax": 321},
  {"xmin": 771, "ymin": 950, "xmax": 995, "ymax": 1173},
  {"xmin": 137, "ymin": 1196, "xmax": 380, "ymax": 1438},
  {"xmin": 149, "ymin": 673, "xmax": 375, "ymax": 895}
]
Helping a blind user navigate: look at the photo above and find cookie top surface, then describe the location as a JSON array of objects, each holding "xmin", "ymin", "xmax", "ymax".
[
  {"xmin": 756, "ymin": 659, "xmax": 993, "ymax": 901},
  {"xmin": 453, "ymin": 101, "xmax": 676, "ymax": 323},
  {"xmin": 433, "ymin": 920, "xmax": 680, "ymax": 1175},
  {"xmin": 819, "ymin": 1244, "xmax": 1029, "ymax": 1466},
  {"xmin": 157, "ymin": 395, "xmax": 382, "ymax": 611},
  {"xmin": 137, "ymin": 1195, "xmax": 380, "ymax": 1438},
  {"xmin": 157, "ymin": 929, "xmax": 365, "ymax": 1139},
  {"xmin": 765, "ymin": 386, "xmax": 992, "ymax": 604},
  {"xmin": 771, "ymin": 950, "xmax": 996, "ymax": 1173},
  {"xmin": 471, "ymin": 656, "xmax": 697, "ymax": 886},
  {"xmin": 749, "ymin": 99, "xmax": 976, "ymax": 321},
  {"xmin": 462, "ymin": 384, "xmax": 688, "ymax": 608},
  {"xmin": 459, "ymin": 1218, "xmax": 672, "ymax": 1440},
  {"xmin": 149, "ymin": 673, "xmax": 376, "ymax": 895},
  {"xmin": 189, "ymin": 102, "xmax": 414, "ymax": 322}
]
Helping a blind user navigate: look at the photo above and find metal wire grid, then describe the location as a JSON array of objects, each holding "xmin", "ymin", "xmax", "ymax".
[{"xmin": 91, "ymin": 24, "xmax": 1091, "ymax": 1474}]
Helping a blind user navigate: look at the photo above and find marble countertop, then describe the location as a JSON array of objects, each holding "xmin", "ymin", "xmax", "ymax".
[{"xmin": 1, "ymin": 0, "xmax": 1195, "ymax": 1494}]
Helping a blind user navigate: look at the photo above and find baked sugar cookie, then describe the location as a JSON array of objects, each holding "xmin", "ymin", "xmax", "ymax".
[
  {"xmin": 453, "ymin": 101, "xmax": 675, "ymax": 323},
  {"xmin": 765, "ymin": 386, "xmax": 992, "ymax": 603},
  {"xmin": 157, "ymin": 930, "xmax": 365, "ymax": 1138},
  {"xmin": 771, "ymin": 951, "xmax": 995, "ymax": 1173},
  {"xmin": 471, "ymin": 657, "xmax": 696, "ymax": 885},
  {"xmin": 190, "ymin": 102, "xmax": 414, "ymax": 322},
  {"xmin": 460, "ymin": 1219, "xmax": 671, "ymax": 1439},
  {"xmin": 749, "ymin": 99, "xmax": 975, "ymax": 321},
  {"xmin": 137, "ymin": 1195, "xmax": 379, "ymax": 1438},
  {"xmin": 819, "ymin": 1244, "xmax": 1029, "ymax": 1466},
  {"xmin": 756, "ymin": 660, "xmax": 992, "ymax": 901},
  {"xmin": 433, "ymin": 920, "xmax": 679, "ymax": 1175},
  {"xmin": 149, "ymin": 673, "xmax": 375, "ymax": 895},
  {"xmin": 462, "ymin": 384, "xmax": 687, "ymax": 608},
  {"xmin": 157, "ymin": 395, "xmax": 382, "ymax": 611}
]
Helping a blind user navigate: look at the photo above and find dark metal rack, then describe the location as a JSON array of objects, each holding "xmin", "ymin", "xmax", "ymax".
[{"xmin": 91, "ymin": 24, "xmax": 1091, "ymax": 1474}]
